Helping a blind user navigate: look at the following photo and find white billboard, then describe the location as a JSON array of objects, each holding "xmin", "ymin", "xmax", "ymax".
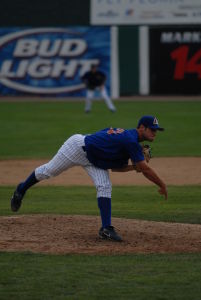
[{"xmin": 91, "ymin": 0, "xmax": 201, "ymax": 25}]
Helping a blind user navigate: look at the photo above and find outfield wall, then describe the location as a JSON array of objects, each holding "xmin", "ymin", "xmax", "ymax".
[{"xmin": 0, "ymin": 1, "xmax": 201, "ymax": 97}]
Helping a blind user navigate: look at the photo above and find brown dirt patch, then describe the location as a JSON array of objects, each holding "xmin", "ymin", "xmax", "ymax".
[
  {"xmin": 1, "ymin": 215, "xmax": 201, "ymax": 254},
  {"xmin": 1, "ymin": 157, "xmax": 201, "ymax": 186}
]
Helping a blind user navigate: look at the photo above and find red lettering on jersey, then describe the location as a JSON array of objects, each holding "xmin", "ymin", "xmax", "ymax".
[{"xmin": 107, "ymin": 127, "xmax": 124, "ymax": 134}]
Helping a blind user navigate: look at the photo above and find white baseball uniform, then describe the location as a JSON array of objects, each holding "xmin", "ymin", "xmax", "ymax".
[
  {"xmin": 35, "ymin": 134, "xmax": 112, "ymax": 198},
  {"xmin": 85, "ymin": 86, "xmax": 116, "ymax": 112}
]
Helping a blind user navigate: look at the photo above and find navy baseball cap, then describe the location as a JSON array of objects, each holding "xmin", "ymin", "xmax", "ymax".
[{"xmin": 137, "ymin": 116, "xmax": 164, "ymax": 131}]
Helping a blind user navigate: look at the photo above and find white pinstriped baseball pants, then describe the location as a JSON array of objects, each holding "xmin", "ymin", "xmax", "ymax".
[{"xmin": 35, "ymin": 134, "xmax": 112, "ymax": 198}]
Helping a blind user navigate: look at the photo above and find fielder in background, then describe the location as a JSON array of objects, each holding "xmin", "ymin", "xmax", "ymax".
[
  {"xmin": 11, "ymin": 116, "xmax": 167, "ymax": 242},
  {"xmin": 81, "ymin": 64, "xmax": 116, "ymax": 113}
]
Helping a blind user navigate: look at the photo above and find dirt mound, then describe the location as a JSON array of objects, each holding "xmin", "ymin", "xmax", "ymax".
[{"xmin": 1, "ymin": 215, "xmax": 201, "ymax": 255}]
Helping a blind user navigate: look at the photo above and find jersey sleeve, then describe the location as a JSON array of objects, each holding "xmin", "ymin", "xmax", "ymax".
[{"xmin": 126, "ymin": 142, "xmax": 145, "ymax": 163}]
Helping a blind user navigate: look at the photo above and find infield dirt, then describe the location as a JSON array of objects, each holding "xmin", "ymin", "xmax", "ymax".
[{"xmin": 1, "ymin": 157, "xmax": 201, "ymax": 186}]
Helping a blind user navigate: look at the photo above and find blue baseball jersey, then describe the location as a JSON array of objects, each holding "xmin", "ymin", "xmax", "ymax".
[{"xmin": 84, "ymin": 128, "xmax": 144, "ymax": 170}]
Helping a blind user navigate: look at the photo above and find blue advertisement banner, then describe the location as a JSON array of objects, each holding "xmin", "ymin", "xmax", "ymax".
[{"xmin": 0, "ymin": 27, "xmax": 111, "ymax": 97}]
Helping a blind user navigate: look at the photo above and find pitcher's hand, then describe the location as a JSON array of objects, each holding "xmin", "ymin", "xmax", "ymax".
[{"xmin": 158, "ymin": 185, "xmax": 168, "ymax": 200}]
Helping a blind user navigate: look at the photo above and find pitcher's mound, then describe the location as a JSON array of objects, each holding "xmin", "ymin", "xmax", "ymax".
[{"xmin": 1, "ymin": 215, "xmax": 201, "ymax": 254}]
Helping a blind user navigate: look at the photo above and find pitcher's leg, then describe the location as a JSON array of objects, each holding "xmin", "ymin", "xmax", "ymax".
[
  {"xmin": 36, "ymin": 134, "xmax": 88, "ymax": 180},
  {"xmin": 84, "ymin": 165, "xmax": 112, "ymax": 227},
  {"xmin": 35, "ymin": 152, "xmax": 74, "ymax": 180},
  {"xmin": 11, "ymin": 152, "xmax": 75, "ymax": 212},
  {"xmin": 84, "ymin": 165, "xmax": 112, "ymax": 198},
  {"xmin": 11, "ymin": 134, "xmax": 86, "ymax": 212},
  {"xmin": 84, "ymin": 165, "xmax": 122, "ymax": 241}
]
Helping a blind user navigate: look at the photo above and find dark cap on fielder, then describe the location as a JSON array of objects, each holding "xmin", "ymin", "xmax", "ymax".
[{"xmin": 137, "ymin": 116, "xmax": 164, "ymax": 131}]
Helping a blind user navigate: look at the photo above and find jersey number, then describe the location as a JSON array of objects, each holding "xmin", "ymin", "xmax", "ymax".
[{"xmin": 107, "ymin": 128, "xmax": 124, "ymax": 134}]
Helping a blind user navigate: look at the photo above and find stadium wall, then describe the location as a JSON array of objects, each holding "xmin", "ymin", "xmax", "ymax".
[{"xmin": 0, "ymin": 1, "xmax": 201, "ymax": 97}]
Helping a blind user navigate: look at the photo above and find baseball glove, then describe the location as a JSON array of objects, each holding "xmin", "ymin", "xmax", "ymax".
[{"xmin": 142, "ymin": 144, "xmax": 151, "ymax": 163}]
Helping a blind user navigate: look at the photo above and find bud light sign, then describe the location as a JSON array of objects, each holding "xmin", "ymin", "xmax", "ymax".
[{"xmin": 0, "ymin": 27, "xmax": 111, "ymax": 96}]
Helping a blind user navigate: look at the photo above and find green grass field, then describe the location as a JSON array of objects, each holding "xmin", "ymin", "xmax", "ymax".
[
  {"xmin": 1, "ymin": 186, "xmax": 201, "ymax": 224},
  {"xmin": 0, "ymin": 99, "xmax": 201, "ymax": 299},
  {"xmin": 1, "ymin": 252, "xmax": 201, "ymax": 300},
  {"xmin": 0, "ymin": 100, "xmax": 201, "ymax": 158}
]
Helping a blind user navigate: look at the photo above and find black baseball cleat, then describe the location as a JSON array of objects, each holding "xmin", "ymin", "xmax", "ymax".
[
  {"xmin": 99, "ymin": 226, "xmax": 122, "ymax": 242},
  {"xmin": 11, "ymin": 185, "xmax": 25, "ymax": 212}
]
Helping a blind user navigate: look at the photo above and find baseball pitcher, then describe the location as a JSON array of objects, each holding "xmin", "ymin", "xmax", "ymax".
[{"xmin": 11, "ymin": 116, "xmax": 167, "ymax": 242}]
